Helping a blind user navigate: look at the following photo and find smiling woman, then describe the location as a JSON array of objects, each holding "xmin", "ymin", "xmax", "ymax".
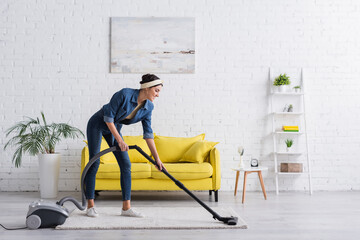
[
  {"xmin": 84, "ymin": 73, "xmax": 164, "ymax": 218},
  {"xmin": 139, "ymin": 73, "xmax": 163, "ymax": 102}
]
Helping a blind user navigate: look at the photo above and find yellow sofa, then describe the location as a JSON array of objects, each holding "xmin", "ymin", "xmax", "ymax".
[{"xmin": 81, "ymin": 134, "xmax": 221, "ymax": 201}]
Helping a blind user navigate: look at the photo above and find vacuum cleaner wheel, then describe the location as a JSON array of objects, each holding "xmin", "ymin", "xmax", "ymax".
[{"xmin": 26, "ymin": 215, "xmax": 41, "ymax": 230}]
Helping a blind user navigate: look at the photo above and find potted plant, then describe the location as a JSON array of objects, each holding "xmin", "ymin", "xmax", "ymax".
[
  {"xmin": 285, "ymin": 139, "xmax": 293, "ymax": 152},
  {"xmin": 293, "ymin": 85, "xmax": 301, "ymax": 93},
  {"xmin": 273, "ymin": 73, "xmax": 291, "ymax": 93},
  {"xmin": 4, "ymin": 112, "xmax": 84, "ymax": 198}
]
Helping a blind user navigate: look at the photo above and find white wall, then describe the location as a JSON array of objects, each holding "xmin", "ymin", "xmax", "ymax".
[{"xmin": 1, "ymin": 0, "xmax": 360, "ymax": 192}]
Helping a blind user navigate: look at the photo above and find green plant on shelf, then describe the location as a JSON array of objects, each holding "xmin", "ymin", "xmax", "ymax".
[
  {"xmin": 273, "ymin": 74, "xmax": 291, "ymax": 86},
  {"xmin": 285, "ymin": 139, "xmax": 293, "ymax": 148},
  {"xmin": 293, "ymin": 85, "xmax": 301, "ymax": 93}
]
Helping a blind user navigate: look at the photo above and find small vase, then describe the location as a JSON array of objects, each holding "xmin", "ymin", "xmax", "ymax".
[
  {"xmin": 286, "ymin": 147, "xmax": 291, "ymax": 152},
  {"xmin": 238, "ymin": 155, "xmax": 245, "ymax": 169},
  {"xmin": 278, "ymin": 85, "xmax": 287, "ymax": 93}
]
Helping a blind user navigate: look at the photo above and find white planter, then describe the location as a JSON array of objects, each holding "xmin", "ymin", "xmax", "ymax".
[
  {"xmin": 278, "ymin": 85, "xmax": 288, "ymax": 93},
  {"xmin": 38, "ymin": 153, "xmax": 61, "ymax": 198},
  {"xmin": 286, "ymin": 147, "xmax": 291, "ymax": 152}
]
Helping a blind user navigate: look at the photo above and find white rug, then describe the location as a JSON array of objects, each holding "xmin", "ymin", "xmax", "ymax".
[{"xmin": 55, "ymin": 207, "xmax": 247, "ymax": 230}]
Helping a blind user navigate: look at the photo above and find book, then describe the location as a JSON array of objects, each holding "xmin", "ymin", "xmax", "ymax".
[{"xmin": 283, "ymin": 126, "xmax": 299, "ymax": 130}]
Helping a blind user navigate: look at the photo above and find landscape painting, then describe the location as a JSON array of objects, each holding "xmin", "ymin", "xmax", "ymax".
[{"xmin": 111, "ymin": 17, "xmax": 195, "ymax": 73}]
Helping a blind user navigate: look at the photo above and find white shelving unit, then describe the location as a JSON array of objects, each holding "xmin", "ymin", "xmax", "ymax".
[{"xmin": 269, "ymin": 68, "xmax": 312, "ymax": 195}]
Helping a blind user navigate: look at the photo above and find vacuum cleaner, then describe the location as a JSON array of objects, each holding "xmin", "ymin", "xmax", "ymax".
[{"xmin": 25, "ymin": 145, "xmax": 238, "ymax": 229}]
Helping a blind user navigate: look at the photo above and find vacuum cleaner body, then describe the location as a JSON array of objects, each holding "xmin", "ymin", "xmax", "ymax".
[
  {"xmin": 26, "ymin": 200, "xmax": 69, "ymax": 229},
  {"xmin": 24, "ymin": 146, "xmax": 115, "ymax": 230}
]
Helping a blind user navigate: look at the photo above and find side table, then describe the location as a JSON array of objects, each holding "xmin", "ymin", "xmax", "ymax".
[{"xmin": 232, "ymin": 166, "xmax": 268, "ymax": 204}]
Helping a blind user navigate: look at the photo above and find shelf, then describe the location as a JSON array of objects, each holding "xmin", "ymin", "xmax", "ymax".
[
  {"xmin": 269, "ymin": 67, "xmax": 312, "ymax": 195},
  {"xmin": 273, "ymin": 112, "xmax": 304, "ymax": 116},
  {"xmin": 271, "ymin": 92, "xmax": 304, "ymax": 96},
  {"xmin": 273, "ymin": 131, "xmax": 304, "ymax": 135},
  {"xmin": 274, "ymin": 152, "xmax": 304, "ymax": 156},
  {"xmin": 276, "ymin": 172, "xmax": 310, "ymax": 175}
]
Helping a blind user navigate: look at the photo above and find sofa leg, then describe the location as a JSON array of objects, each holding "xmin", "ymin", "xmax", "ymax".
[
  {"xmin": 214, "ymin": 190, "xmax": 218, "ymax": 202},
  {"xmin": 95, "ymin": 190, "xmax": 101, "ymax": 199},
  {"xmin": 209, "ymin": 190, "xmax": 212, "ymax": 196}
]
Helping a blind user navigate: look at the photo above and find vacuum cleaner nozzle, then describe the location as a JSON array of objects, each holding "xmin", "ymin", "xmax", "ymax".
[{"xmin": 220, "ymin": 216, "xmax": 238, "ymax": 225}]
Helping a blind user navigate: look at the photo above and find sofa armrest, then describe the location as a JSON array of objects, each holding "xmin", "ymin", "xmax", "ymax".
[
  {"xmin": 81, "ymin": 146, "xmax": 89, "ymax": 175},
  {"xmin": 209, "ymin": 148, "xmax": 221, "ymax": 190}
]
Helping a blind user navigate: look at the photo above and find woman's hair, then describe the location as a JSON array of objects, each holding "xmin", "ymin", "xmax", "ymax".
[{"xmin": 140, "ymin": 74, "xmax": 163, "ymax": 88}]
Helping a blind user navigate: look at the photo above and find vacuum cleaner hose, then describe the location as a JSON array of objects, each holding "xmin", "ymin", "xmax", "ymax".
[
  {"xmin": 57, "ymin": 145, "xmax": 120, "ymax": 210},
  {"xmin": 57, "ymin": 197, "xmax": 85, "ymax": 211}
]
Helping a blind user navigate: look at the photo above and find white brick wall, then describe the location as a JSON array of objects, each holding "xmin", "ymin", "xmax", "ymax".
[{"xmin": 1, "ymin": 0, "xmax": 360, "ymax": 192}]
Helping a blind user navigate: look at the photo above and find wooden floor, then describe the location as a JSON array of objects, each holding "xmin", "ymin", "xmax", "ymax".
[{"xmin": 1, "ymin": 190, "xmax": 359, "ymax": 240}]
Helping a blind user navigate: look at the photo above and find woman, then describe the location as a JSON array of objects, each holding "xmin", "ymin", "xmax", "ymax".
[{"xmin": 85, "ymin": 73, "xmax": 165, "ymax": 218}]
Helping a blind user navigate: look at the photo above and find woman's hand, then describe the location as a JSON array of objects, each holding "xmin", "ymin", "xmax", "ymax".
[
  {"xmin": 155, "ymin": 159, "xmax": 166, "ymax": 171},
  {"xmin": 105, "ymin": 122, "xmax": 128, "ymax": 151},
  {"xmin": 118, "ymin": 140, "xmax": 129, "ymax": 152},
  {"xmin": 144, "ymin": 138, "xmax": 165, "ymax": 171}
]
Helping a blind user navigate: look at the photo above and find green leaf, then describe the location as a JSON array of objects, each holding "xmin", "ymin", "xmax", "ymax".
[
  {"xmin": 41, "ymin": 111, "xmax": 47, "ymax": 127},
  {"xmin": 12, "ymin": 146, "xmax": 23, "ymax": 168}
]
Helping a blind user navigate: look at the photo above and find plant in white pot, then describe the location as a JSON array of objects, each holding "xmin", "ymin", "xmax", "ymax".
[
  {"xmin": 293, "ymin": 85, "xmax": 301, "ymax": 93},
  {"xmin": 285, "ymin": 139, "xmax": 293, "ymax": 152},
  {"xmin": 273, "ymin": 73, "xmax": 291, "ymax": 93},
  {"xmin": 4, "ymin": 112, "xmax": 84, "ymax": 198}
]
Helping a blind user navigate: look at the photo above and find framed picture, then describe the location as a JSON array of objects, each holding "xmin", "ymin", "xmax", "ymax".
[{"xmin": 110, "ymin": 17, "xmax": 195, "ymax": 74}]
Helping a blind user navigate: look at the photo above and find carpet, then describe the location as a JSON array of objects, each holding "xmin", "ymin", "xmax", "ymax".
[{"xmin": 55, "ymin": 207, "xmax": 247, "ymax": 230}]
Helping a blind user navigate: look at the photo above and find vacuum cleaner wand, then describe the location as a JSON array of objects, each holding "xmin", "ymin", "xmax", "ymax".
[{"xmin": 129, "ymin": 145, "xmax": 238, "ymax": 226}]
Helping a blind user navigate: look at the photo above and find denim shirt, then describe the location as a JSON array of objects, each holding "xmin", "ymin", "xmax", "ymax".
[{"xmin": 102, "ymin": 88, "xmax": 154, "ymax": 139}]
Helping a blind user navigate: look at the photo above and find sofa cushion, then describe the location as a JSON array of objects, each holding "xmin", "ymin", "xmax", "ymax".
[
  {"xmin": 154, "ymin": 134, "xmax": 205, "ymax": 163},
  {"xmin": 97, "ymin": 163, "xmax": 151, "ymax": 179},
  {"xmin": 151, "ymin": 162, "xmax": 213, "ymax": 180},
  {"xmin": 180, "ymin": 140, "xmax": 219, "ymax": 163},
  {"xmin": 123, "ymin": 135, "xmax": 151, "ymax": 163}
]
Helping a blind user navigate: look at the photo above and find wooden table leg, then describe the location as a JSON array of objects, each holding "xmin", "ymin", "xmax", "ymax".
[
  {"xmin": 242, "ymin": 171, "xmax": 248, "ymax": 204},
  {"xmin": 258, "ymin": 171, "xmax": 267, "ymax": 200},
  {"xmin": 234, "ymin": 171, "xmax": 240, "ymax": 196}
]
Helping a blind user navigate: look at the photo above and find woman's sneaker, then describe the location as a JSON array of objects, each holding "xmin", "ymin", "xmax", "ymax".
[
  {"xmin": 121, "ymin": 208, "xmax": 145, "ymax": 218},
  {"xmin": 86, "ymin": 207, "xmax": 99, "ymax": 217}
]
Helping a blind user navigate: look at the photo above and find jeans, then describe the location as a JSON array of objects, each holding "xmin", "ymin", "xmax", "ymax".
[{"xmin": 85, "ymin": 109, "xmax": 132, "ymax": 201}]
